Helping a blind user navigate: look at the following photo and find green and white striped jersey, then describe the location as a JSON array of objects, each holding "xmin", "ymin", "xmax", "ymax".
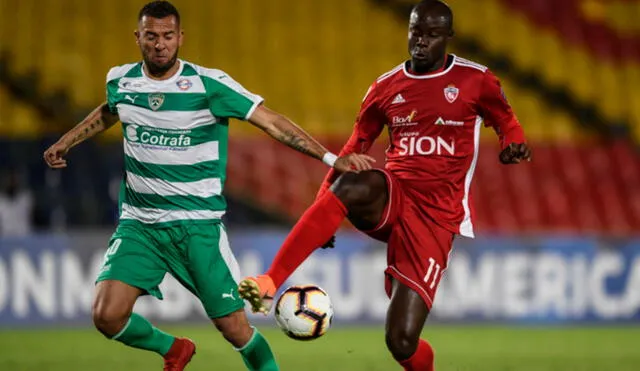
[{"xmin": 105, "ymin": 59, "xmax": 263, "ymax": 225}]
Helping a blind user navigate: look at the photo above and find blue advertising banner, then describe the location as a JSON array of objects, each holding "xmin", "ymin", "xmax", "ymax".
[
  {"xmin": 434, "ymin": 236, "xmax": 640, "ymax": 324},
  {"xmin": 0, "ymin": 230, "xmax": 639, "ymax": 326}
]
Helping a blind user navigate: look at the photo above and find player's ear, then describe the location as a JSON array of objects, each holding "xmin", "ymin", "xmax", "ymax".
[
  {"xmin": 178, "ymin": 29, "xmax": 184, "ymax": 47},
  {"xmin": 448, "ymin": 29, "xmax": 455, "ymax": 38},
  {"xmin": 134, "ymin": 30, "xmax": 141, "ymax": 46}
]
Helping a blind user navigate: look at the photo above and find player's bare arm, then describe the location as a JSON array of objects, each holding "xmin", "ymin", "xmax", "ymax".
[
  {"xmin": 43, "ymin": 103, "xmax": 119, "ymax": 169},
  {"xmin": 248, "ymin": 104, "xmax": 376, "ymax": 173}
]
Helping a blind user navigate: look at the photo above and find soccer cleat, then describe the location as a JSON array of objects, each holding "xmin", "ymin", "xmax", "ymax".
[
  {"xmin": 238, "ymin": 275, "xmax": 276, "ymax": 315},
  {"xmin": 163, "ymin": 337, "xmax": 196, "ymax": 371}
]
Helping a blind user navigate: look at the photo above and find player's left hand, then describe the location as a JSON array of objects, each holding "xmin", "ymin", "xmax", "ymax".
[{"xmin": 499, "ymin": 143, "xmax": 532, "ymax": 164}]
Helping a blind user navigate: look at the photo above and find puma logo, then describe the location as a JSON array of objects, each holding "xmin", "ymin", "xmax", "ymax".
[
  {"xmin": 124, "ymin": 95, "xmax": 136, "ymax": 104},
  {"xmin": 222, "ymin": 289, "xmax": 236, "ymax": 300}
]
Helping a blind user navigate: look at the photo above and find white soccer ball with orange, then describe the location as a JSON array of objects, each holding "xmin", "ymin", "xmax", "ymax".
[{"xmin": 274, "ymin": 285, "xmax": 334, "ymax": 340}]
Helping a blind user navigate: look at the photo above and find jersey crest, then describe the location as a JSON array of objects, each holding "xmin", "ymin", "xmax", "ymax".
[
  {"xmin": 444, "ymin": 84, "xmax": 459, "ymax": 103},
  {"xmin": 148, "ymin": 93, "xmax": 165, "ymax": 111}
]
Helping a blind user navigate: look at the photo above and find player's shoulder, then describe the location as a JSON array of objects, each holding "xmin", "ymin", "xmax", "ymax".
[
  {"xmin": 106, "ymin": 62, "xmax": 140, "ymax": 83},
  {"xmin": 184, "ymin": 61, "xmax": 229, "ymax": 81},
  {"xmin": 363, "ymin": 62, "xmax": 405, "ymax": 100},
  {"xmin": 184, "ymin": 61, "xmax": 245, "ymax": 94},
  {"xmin": 451, "ymin": 55, "xmax": 489, "ymax": 74},
  {"xmin": 374, "ymin": 62, "xmax": 405, "ymax": 85}
]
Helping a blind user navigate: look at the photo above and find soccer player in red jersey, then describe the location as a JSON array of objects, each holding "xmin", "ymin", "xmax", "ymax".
[{"xmin": 240, "ymin": 1, "xmax": 531, "ymax": 369}]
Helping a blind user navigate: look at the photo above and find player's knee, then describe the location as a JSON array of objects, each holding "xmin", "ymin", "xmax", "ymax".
[
  {"xmin": 213, "ymin": 310, "xmax": 253, "ymax": 348},
  {"xmin": 91, "ymin": 299, "xmax": 131, "ymax": 337},
  {"xmin": 219, "ymin": 325, "xmax": 253, "ymax": 348},
  {"xmin": 385, "ymin": 327, "xmax": 419, "ymax": 361},
  {"xmin": 332, "ymin": 170, "xmax": 386, "ymax": 208}
]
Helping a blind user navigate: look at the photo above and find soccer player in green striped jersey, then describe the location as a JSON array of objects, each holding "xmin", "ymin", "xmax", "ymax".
[{"xmin": 43, "ymin": 1, "xmax": 375, "ymax": 370}]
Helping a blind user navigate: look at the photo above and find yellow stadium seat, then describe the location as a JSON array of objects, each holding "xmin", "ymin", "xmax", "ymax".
[
  {"xmin": 536, "ymin": 32, "xmax": 566, "ymax": 88},
  {"xmin": 451, "ymin": 0, "xmax": 636, "ymax": 139},
  {"xmin": 0, "ymin": 86, "xmax": 42, "ymax": 138},
  {"xmin": 0, "ymin": 0, "xmax": 595, "ymax": 143}
]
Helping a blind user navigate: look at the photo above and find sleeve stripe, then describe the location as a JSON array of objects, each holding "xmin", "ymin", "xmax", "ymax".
[
  {"xmin": 244, "ymin": 97, "xmax": 264, "ymax": 121},
  {"xmin": 106, "ymin": 62, "xmax": 138, "ymax": 83},
  {"xmin": 376, "ymin": 63, "xmax": 404, "ymax": 83}
]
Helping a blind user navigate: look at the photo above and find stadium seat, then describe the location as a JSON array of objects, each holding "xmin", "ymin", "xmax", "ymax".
[
  {"xmin": 2, "ymin": 0, "xmax": 592, "ymax": 143},
  {"xmin": 0, "ymin": 85, "xmax": 42, "ymax": 138},
  {"xmin": 449, "ymin": 0, "xmax": 640, "ymax": 142}
]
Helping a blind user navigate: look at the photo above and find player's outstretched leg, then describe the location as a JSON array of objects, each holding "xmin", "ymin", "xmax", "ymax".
[
  {"xmin": 385, "ymin": 279, "xmax": 434, "ymax": 371},
  {"xmin": 239, "ymin": 170, "xmax": 388, "ymax": 313},
  {"xmin": 92, "ymin": 280, "xmax": 195, "ymax": 371},
  {"xmin": 213, "ymin": 309, "xmax": 279, "ymax": 371}
]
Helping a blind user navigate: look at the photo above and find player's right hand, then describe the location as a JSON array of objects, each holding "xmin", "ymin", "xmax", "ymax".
[
  {"xmin": 334, "ymin": 153, "xmax": 376, "ymax": 173},
  {"xmin": 43, "ymin": 141, "xmax": 70, "ymax": 169}
]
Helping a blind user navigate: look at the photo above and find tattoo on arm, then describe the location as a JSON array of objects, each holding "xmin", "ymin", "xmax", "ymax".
[
  {"xmin": 277, "ymin": 130, "xmax": 314, "ymax": 157},
  {"xmin": 59, "ymin": 103, "xmax": 117, "ymax": 148},
  {"xmin": 69, "ymin": 119, "xmax": 103, "ymax": 145},
  {"xmin": 256, "ymin": 110, "xmax": 327, "ymax": 160}
]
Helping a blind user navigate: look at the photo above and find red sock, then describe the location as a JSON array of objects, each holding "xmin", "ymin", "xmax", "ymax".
[
  {"xmin": 398, "ymin": 340, "xmax": 435, "ymax": 371},
  {"xmin": 266, "ymin": 191, "xmax": 347, "ymax": 287}
]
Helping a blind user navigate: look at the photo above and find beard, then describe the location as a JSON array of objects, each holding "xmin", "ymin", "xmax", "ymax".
[{"xmin": 143, "ymin": 50, "xmax": 179, "ymax": 76}]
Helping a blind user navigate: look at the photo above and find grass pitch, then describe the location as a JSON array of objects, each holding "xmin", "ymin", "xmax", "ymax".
[{"xmin": 1, "ymin": 325, "xmax": 638, "ymax": 370}]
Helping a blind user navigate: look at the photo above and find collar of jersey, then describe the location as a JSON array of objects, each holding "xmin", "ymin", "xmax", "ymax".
[
  {"xmin": 402, "ymin": 54, "xmax": 456, "ymax": 80},
  {"xmin": 140, "ymin": 59, "xmax": 185, "ymax": 84}
]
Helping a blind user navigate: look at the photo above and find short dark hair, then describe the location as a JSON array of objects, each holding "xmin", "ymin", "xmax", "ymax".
[
  {"xmin": 138, "ymin": 1, "xmax": 180, "ymax": 24},
  {"xmin": 412, "ymin": 0, "xmax": 453, "ymax": 30}
]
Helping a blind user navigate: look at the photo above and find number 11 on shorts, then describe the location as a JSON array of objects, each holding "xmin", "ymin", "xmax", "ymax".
[{"xmin": 423, "ymin": 257, "xmax": 441, "ymax": 289}]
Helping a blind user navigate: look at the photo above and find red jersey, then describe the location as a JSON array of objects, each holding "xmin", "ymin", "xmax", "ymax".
[{"xmin": 319, "ymin": 55, "xmax": 526, "ymax": 238}]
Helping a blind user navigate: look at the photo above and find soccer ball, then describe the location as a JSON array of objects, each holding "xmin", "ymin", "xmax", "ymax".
[{"xmin": 274, "ymin": 285, "xmax": 334, "ymax": 340}]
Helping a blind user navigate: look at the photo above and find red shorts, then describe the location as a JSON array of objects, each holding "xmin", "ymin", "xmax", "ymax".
[{"xmin": 363, "ymin": 169, "xmax": 454, "ymax": 310}]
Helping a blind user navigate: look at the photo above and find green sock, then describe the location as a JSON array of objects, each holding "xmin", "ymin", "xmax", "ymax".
[
  {"xmin": 111, "ymin": 313, "xmax": 175, "ymax": 356},
  {"xmin": 235, "ymin": 327, "xmax": 279, "ymax": 371}
]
